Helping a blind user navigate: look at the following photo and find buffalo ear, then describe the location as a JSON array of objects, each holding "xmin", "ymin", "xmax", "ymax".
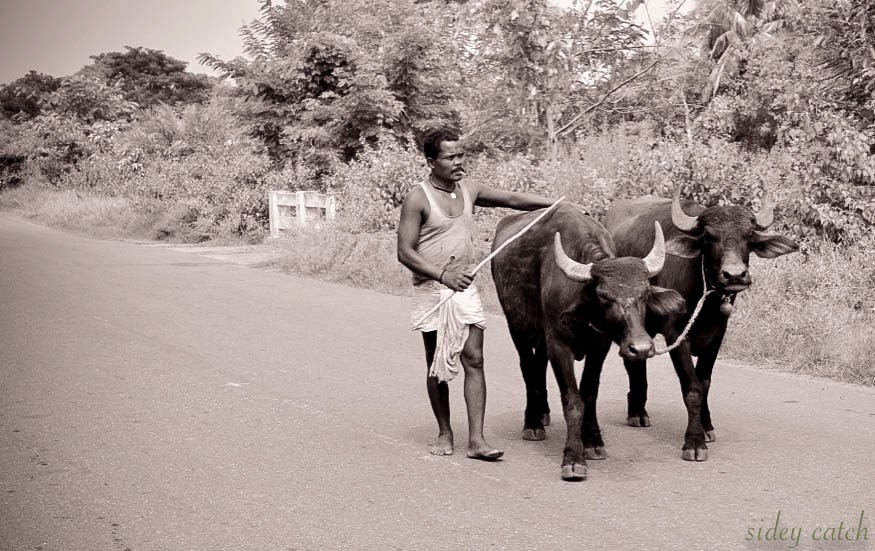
[
  {"xmin": 665, "ymin": 235, "xmax": 700, "ymax": 258},
  {"xmin": 751, "ymin": 233, "xmax": 799, "ymax": 258},
  {"xmin": 559, "ymin": 303, "xmax": 589, "ymax": 336},
  {"xmin": 648, "ymin": 286, "xmax": 686, "ymax": 317}
]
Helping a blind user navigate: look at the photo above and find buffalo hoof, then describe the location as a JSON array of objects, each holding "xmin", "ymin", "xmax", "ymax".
[
  {"xmin": 627, "ymin": 415, "xmax": 651, "ymax": 427},
  {"xmin": 705, "ymin": 430, "xmax": 716, "ymax": 443},
  {"xmin": 681, "ymin": 447, "xmax": 709, "ymax": 462},
  {"xmin": 522, "ymin": 427, "xmax": 546, "ymax": 441},
  {"xmin": 584, "ymin": 446, "xmax": 607, "ymax": 460},
  {"xmin": 560, "ymin": 463, "xmax": 587, "ymax": 481},
  {"xmin": 542, "ymin": 412, "xmax": 551, "ymax": 427}
]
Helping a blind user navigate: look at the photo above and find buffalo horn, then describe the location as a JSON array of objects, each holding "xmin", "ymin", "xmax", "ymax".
[
  {"xmin": 671, "ymin": 186, "xmax": 699, "ymax": 233},
  {"xmin": 554, "ymin": 232, "xmax": 593, "ymax": 282},
  {"xmin": 642, "ymin": 222, "xmax": 666, "ymax": 277},
  {"xmin": 754, "ymin": 191, "xmax": 774, "ymax": 229}
]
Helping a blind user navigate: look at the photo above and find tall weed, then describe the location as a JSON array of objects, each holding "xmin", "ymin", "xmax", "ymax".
[
  {"xmin": 271, "ymin": 224, "xmax": 411, "ymax": 292},
  {"xmin": 0, "ymin": 185, "xmax": 158, "ymax": 238},
  {"xmin": 328, "ymin": 139, "xmax": 425, "ymax": 233},
  {"xmin": 725, "ymin": 243, "xmax": 875, "ymax": 385}
]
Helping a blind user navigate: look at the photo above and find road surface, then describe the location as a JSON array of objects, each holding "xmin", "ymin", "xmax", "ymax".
[{"xmin": 1, "ymin": 215, "xmax": 873, "ymax": 551}]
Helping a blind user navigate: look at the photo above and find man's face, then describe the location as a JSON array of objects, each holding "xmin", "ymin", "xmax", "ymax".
[{"xmin": 429, "ymin": 140, "xmax": 465, "ymax": 183}]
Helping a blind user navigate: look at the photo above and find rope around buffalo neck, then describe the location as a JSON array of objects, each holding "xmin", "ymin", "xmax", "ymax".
[{"xmin": 653, "ymin": 258, "xmax": 715, "ymax": 355}]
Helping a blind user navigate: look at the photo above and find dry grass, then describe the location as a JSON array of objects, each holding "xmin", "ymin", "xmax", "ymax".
[
  {"xmin": 268, "ymin": 225, "xmax": 412, "ymax": 294},
  {"xmin": 0, "ymin": 186, "xmax": 256, "ymax": 244},
  {"xmin": 724, "ymin": 244, "xmax": 875, "ymax": 385},
  {"xmin": 0, "ymin": 186, "xmax": 159, "ymax": 239}
]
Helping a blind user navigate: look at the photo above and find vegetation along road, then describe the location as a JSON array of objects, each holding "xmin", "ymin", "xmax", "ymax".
[{"xmin": 2, "ymin": 215, "xmax": 874, "ymax": 550}]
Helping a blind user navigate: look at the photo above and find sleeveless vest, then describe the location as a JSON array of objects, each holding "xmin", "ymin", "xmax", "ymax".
[{"xmin": 412, "ymin": 180, "xmax": 476, "ymax": 286}]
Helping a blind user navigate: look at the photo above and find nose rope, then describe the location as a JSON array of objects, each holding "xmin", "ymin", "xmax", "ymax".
[{"xmin": 654, "ymin": 258, "xmax": 715, "ymax": 355}]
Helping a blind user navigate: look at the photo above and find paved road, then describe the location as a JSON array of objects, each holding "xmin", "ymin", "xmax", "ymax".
[{"xmin": 1, "ymin": 215, "xmax": 873, "ymax": 551}]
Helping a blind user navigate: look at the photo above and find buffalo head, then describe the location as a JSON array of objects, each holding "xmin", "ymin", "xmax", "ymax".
[
  {"xmin": 554, "ymin": 222, "xmax": 685, "ymax": 360},
  {"xmin": 667, "ymin": 187, "xmax": 799, "ymax": 295}
]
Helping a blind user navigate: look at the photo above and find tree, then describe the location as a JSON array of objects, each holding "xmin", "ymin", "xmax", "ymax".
[
  {"xmin": 0, "ymin": 71, "xmax": 62, "ymax": 121},
  {"xmin": 204, "ymin": 28, "xmax": 402, "ymax": 169},
  {"xmin": 802, "ymin": 0, "xmax": 875, "ymax": 130},
  {"xmin": 692, "ymin": 0, "xmax": 796, "ymax": 101},
  {"xmin": 382, "ymin": 27, "xmax": 462, "ymax": 137},
  {"xmin": 465, "ymin": 0, "xmax": 648, "ymax": 158},
  {"xmin": 45, "ymin": 75, "xmax": 137, "ymax": 124},
  {"xmin": 82, "ymin": 46, "xmax": 212, "ymax": 108},
  {"xmin": 199, "ymin": 0, "xmax": 464, "ymax": 167}
]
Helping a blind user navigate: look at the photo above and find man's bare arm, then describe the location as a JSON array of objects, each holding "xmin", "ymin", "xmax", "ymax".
[
  {"xmin": 471, "ymin": 182, "xmax": 557, "ymax": 210},
  {"xmin": 397, "ymin": 190, "xmax": 440, "ymax": 279}
]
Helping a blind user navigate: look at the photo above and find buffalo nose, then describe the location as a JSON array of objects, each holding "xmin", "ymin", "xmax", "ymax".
[
  {"xmin": 628, "ymin": 340, "xmax": 654, "ymax": 358},
  {"xmin": 722, "ymin": 269, "xmax": 749, "ymax": 283}
]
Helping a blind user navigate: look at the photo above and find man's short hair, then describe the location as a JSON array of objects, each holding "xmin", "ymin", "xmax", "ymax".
[{"xmin": 421, "ymin": 127, "xmax": 461, "ymax": 160}]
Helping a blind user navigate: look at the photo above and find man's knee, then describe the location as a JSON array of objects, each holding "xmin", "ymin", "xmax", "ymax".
[
  {"xmin": 461, "ymin": 349, "xmax": 484, "ymax": 370},
  {"xmin": 462, "ymin": 325, "xmax": 484, "ymax": 370}
]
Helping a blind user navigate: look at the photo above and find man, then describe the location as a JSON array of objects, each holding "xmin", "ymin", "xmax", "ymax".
[{"xmin": 397, "ymin": 128, "xmax": 556, "ymax": 461}]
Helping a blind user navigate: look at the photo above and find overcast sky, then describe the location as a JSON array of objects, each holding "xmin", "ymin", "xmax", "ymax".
[
  {"xmin": 0, "ymin": 0, "xmax": 676, "ymax": 85},
  {"xmin": 0, "ymin": 0, "xmax": 262, "ymax": 83}
]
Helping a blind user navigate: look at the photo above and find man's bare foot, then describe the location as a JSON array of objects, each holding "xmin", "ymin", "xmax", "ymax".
[
  {"xmin": 466, "ymin": 440, "xmax": 504, "ymax": 461},
  {"xmin": 430, "ymin": 432, "xmax": 454, "ymax": 456}
]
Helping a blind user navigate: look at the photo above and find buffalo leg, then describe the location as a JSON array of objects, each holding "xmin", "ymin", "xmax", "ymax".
[
  {"xmin": 547, "ymin": 340, "xmax": 587, "ymax": 481},
  {"xmin": 534, "ymin": 341, "xmax": 551, "ymax": 427},
  {"xmin": 695, "ymin": 337, "xmax": 724, "ymax": 443},
  {"xmin": 580, "ymin": 334, "xmax": 610, "ymax": 460},
  {"xmin": 624, "ymin": 359, "xmax": 650, "ymax": 427},
  {"xmin": 669, "ymin": 343, "xmax": 708, "ymax": 461},
  {"xmin": 509, "ymin": 328, "xmax": 549, "ymax": 441}
]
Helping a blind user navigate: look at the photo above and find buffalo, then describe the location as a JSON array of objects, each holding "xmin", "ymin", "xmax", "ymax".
[
  {"xmin": 601, "ymin": 187, "xmax": 800, "ymax": 461},
  {"xmin": 491, "ymin": 204, "xmax": 685, "ymax": 480}
]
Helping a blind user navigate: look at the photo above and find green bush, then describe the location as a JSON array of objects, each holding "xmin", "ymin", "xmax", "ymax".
[
  {"xmin": 567, "ymin": 124, "xmax": 873, "ymax": 246},
  {"xmin": 0, "ymin": 154, "xmax": 25, "ymax": 191},
  {"xmin": 328, "ymin": 138, "xmax": 425, "ymax": 233},
  {"xmin": 4, "ymin": 114, "xmax": 93, "ymax": 186},
  {"xmin": 59, "ymin": 101, "xmax": 276, "ymax": 242}
]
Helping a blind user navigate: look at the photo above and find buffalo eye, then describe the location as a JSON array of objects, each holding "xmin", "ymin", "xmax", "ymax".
[{"xmin": 702, "ymin": 226, "xmax": 720, "ymax": 243}]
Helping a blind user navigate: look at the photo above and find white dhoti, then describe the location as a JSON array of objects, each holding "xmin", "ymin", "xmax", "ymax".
[{"xmin": 411, "ymin": 281, "xmax": 487, "ymax": 383}]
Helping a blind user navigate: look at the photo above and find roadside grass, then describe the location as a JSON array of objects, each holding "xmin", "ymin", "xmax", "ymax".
[
  {"xmin": 724, "ymin": 244, "xmax": 875, "ymax": 385},
  {"xmin": 0, "ymin": 186, "xmax": 160, "ymax": 240},
  {"xmin": 3, "ymin": 186, "xmax": 872, "ymax": 386},
  {"xmin": 0, "ymin": 185, "xmax": 257, "ymax": 245},
  {"xmin": 268, "ymin": 225, "xmax": 412, "ymax": 292}
]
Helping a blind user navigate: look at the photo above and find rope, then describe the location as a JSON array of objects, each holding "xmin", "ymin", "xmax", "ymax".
[
  {"xmin": 653, "ymin": 259, "xmax": 715, "ymax": 355},
  {"xmin": 413, "ymin": 196, "xmax": 566, "ymax": 328}
]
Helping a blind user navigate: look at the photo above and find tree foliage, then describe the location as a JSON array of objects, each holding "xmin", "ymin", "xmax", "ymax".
[
  {"xmin": 46, "ymin": 76, "xmax": 138, "ymax": 124},
  {"xmin": 800, "ymin": 0, "xmax": 875, "ymax": 130},
  {"xmin": 0, "ymin": 71, "xmax": 62, "ymax": 121},
  {"xmin": 462, "ymin": 0, "xmax": 649, "ymax": 156},
  {"xmin": 200, "ymin": 0, "xmax": 463, "ymax": 169},
  {"xmin": 81, "ymin": 46, "xmax": 212, "ymax": 108}
]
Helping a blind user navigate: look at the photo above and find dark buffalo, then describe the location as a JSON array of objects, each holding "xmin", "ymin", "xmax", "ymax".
[
  {"xmin": 601, "ymin": 187, "xmax": 799, "ymax": 461},
  {"xmin": 491, "ymin": 204, "xmax": 685, "ymax": 480}
]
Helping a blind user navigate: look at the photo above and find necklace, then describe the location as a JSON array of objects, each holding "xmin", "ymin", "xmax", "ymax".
[{"xmin": 430, "ymin": 178, "xmax": 457, "ymax": 199}]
